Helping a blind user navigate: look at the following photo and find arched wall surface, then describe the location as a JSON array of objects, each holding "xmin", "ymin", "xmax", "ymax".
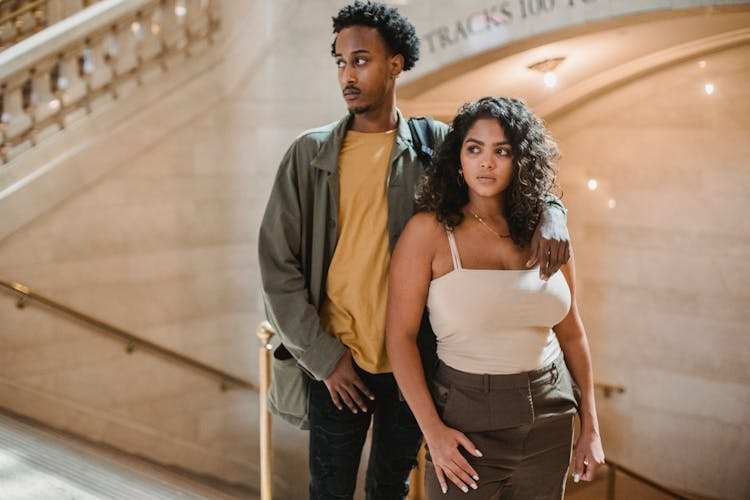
[
  {"xmin": 547, "ymin": 42, "xmax": 750, "ymax": 499},
  {"xmin": 397, "ymin": 3, "xmax": 750, "ymax": 121},
  {"xmin": 397, "ymin": 2, "xmax": 750, "ymax": 498},
  {"xmin": 400, "ymin": 0, "xmax": 750, "ymax": 89}
]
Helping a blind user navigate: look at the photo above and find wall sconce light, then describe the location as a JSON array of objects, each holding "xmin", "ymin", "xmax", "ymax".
[{"xmin": 527, "ymin": 56, "xmax": 566, "ymax": 88}]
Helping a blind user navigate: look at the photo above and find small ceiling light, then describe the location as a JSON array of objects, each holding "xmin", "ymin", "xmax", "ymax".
[
  {"xmin": 698, "ymin": 60, "xmax": 707, "ymax": 69},
  {"xmin": 704, "ymin": 83, "xmax": 715, "ymax": 95},
  {"xmin": 175, "ymin": 0, "xmax": 187, "ymax": 18},
  {"xmin": 527, "ymin": 56, "xmax": 565, "ymax": 88},
  {"xmin": 608, "ymin": 199, "xmax": 616, "ymax": 209},
  {"xmin": 587, "ymin": 179, "xmax": 598, "ymax": 191},
  {"xmin": 543, "ymin": 71, "xmax": 557, "ymax": 88},
  {"xmin": 49, "ymin": 98, "xmax": 61, "ymax": 111}
]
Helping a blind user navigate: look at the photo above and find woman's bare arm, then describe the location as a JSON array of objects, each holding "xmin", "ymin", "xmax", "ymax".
[
  {"xmin": 386, "ymin": 213, "xmax": 480, "ymax": 493},
  {"xmin": 554, "ymin": 247, "xmax": 605, "ymax": 481}
]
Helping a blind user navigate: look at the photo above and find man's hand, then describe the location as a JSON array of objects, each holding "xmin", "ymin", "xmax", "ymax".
[
  {"xmin": 324, "ymin": 350, "xmax": 374, "ymax": 413},
  {"xmin": 527, "ymin": 206, "xmax": 570, "ymax": 281}
]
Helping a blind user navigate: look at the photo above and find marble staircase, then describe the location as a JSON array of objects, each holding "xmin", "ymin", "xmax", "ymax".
[{"xmin": 0, "ymin": 408, "xmax": 259, "ymax": 500}]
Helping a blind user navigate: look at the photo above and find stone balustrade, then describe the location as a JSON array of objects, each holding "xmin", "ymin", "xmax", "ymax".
[{"xmin": 0, "ymin": 0, "xmax": 218, "ymax": 163}]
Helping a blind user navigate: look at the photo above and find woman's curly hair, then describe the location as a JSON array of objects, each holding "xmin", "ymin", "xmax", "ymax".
[
  {"xmin": 417, "ymin": 97, "xmax": 559, "ymax": 247},
  {"xmin": 331, "ymin": 1, "xmax": 420, "ymax": 71}
]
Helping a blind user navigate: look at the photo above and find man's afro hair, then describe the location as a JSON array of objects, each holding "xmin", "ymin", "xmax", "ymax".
[{"xmin": 331, "ymin": 1, "xmax": 420, "ymax": 71}]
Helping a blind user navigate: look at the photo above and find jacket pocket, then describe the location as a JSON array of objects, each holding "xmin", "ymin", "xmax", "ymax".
[{"xmin": 268, "ymin": 345, "xmax": 311, "ymax": 430}]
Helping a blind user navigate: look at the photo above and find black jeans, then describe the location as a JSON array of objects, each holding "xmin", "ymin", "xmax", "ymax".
[{"xmin": 309, "ymin": 362, "xmax": 422, "ymax": 500}]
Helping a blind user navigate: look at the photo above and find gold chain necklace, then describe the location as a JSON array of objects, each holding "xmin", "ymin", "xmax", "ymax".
[{"xmin": 469, "ymin": 210, "xmax": 510, "ymax": 239}]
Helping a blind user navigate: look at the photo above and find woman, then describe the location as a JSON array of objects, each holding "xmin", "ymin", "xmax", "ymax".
[{"xmin": 386, "ymin": 97, "xmax": 604, "ymax": 498}]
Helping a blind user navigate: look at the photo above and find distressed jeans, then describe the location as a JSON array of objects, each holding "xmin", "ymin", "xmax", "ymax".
[{"xmin": 309, "ymin": 362, "xmax": 422, "ymax": 500}]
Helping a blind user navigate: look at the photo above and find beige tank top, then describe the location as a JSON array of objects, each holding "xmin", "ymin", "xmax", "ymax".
[{"xmin": 427, "ymin": 229, "xmax": 571, "ymax": 374}]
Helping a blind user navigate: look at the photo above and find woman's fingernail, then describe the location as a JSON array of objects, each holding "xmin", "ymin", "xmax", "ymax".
[
  {"xmin": 441, "ymin": 486, "xmax": 447, "ymax": 494},
  {"xmin": 573, "ymin": 473, "xmax": 580, "ymax": 483},
  {"xmin": 474, "ymin": 449, "xmax": 483, "ymax": 457},
  {"xmin": 472, "ymin": 475, "xmax": 479, "ymax": 481},
  {"xmin": 470, "ymin": 483, "xmax": 478, "ymax": 490},
  {"xmin": 461, "ymin": 486, "xmax": 469, "ymax": 493}
]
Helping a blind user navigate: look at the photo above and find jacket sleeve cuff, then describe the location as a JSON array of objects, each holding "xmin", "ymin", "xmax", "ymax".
[
  {"xmin": 298, "ymin": 335, "xmax": 347, "ymax": 381},
  {"xmin": 545, "ymin": 196, "xmax": 567, "ymax": 218}
]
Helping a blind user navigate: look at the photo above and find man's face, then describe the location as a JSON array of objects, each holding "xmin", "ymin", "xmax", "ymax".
[{"xmin": 333, "ymin": 26, "xmax": 402, "ymax": 115}]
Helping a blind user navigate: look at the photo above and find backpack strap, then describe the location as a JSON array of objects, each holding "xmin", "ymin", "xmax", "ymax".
[{"xmin": 407, "ymin": 116, "xmax": 436, "ymax": 167}]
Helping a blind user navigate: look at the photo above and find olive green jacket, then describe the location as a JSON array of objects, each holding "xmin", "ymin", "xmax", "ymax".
[{"xmin": 258, "ymin": 110, "xmax": 449, "ymax": 382}]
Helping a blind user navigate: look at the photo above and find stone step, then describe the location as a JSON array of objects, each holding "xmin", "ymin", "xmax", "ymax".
[{"xmin": 0, "ymin": 409, "xmax": 258, "ymax": 499}]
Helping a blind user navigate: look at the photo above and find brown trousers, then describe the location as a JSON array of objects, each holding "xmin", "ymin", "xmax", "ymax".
[{"xmin": 425, "ymin": 352, "xmax": 579, "ymax": 500}]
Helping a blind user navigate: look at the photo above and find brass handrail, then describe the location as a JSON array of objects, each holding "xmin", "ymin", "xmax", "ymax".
[
  {"xmin": 0, "ymin": 276, "xmax": 258, "ymax": 393},
  {"xmin": 605, "ymin": 459, "xmax": 690, "ymax": 500}
]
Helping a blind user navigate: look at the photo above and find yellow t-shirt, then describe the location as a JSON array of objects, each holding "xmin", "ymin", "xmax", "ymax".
[{"xmin": 319, "ymin": 128, "xmax": 396, "ymax": 374}]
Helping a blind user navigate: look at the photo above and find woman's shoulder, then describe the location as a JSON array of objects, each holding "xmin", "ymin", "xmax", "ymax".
[
  {"xmin": 398, "ymin": 212, "xmax": 446, "ymax": 249},
  {"xmin": 394, "ymin": 212, "xmax": 447, "ymax": 264},
  {"xmin": 406, "ymin": 211, "xmax": 446, "ymax": 233}
]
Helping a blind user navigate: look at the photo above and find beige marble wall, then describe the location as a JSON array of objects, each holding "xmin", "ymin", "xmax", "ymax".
[
  {"xmin": 0, "ymin": 0, "xmax": 336, "ymax": 497},
  {"xmin": 1, "ymin": 1, "xmax": 748, "ymax": 499},
  {"xmin": 548, "ymin": 43, "xmax": 750, "ymax": 499}
]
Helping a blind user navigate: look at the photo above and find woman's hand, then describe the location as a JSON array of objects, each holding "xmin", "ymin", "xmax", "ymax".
[
  {"xmin": 425, "ymin": 424, "xmax": 482, "ymax": 494},
  {"xmin": 572, "ymin": 429, "xmax": 605, "ymax": 482}
]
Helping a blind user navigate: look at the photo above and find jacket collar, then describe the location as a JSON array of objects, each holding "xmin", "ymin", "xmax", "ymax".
[{"xmin": 310, "ymin": 109, "xmax": 413, "ymax": 173}]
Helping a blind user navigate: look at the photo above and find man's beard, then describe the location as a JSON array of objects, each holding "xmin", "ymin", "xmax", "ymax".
[{"xmin": 350, "ymin": 104, "xmax": 371, "ymax": 114}]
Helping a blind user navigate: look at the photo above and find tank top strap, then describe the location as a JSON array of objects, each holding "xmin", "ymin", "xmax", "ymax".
[{"xmin": 446, "ymin": 229, "xmax": 463, "ymax": 271}]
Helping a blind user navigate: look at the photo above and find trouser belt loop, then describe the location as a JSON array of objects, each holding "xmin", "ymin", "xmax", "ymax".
[
  {"xmin": 483, "ymin": 374, "xmax": 490, "ymax": 393},
  {"xmin": 550, "ymin": 364, "xmax": 559, "ymax": 385}
]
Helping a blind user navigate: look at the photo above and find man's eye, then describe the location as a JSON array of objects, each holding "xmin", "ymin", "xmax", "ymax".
[
  {"xmin": 355, "ymin": 57, "xmax": 366, "ymax": 65},
  {"xmin": 336, "ymin": 60, "xmax": 345, "ymax": 68}
]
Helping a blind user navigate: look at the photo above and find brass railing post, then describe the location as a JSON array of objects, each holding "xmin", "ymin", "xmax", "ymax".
[
  {"xmin": 257, "ymin": 321, "xmax": 274, "ymax": 500},
  {"xmin": 607, "ymin": 462, "xmax": 616, "ymax": 500},
  {"xmin": 407, "ymin": 441, "xmax": 426, "ymax": 499}
]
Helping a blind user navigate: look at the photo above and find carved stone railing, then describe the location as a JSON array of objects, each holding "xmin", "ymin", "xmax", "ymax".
[
  {"xmin": 0, "ymin": 0, "xmax": 104, "ymax": 51},
  {"xmin": 1, "ymin": 0, "xmax": 51, "ymax": 49},
  {"xmin": 0, "ymin": 0, "xmax": 218, "ymax": 163}
]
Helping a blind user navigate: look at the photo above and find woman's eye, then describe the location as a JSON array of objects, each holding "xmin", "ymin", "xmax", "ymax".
[
  {"xmin": 355, "ymin": 57, "xmax": 366, "ymax": 65},
  {"xmin": 497, "ymin": 148, "xmax": 511, "ymax": 156},
  {"xmin": 467, "ymin": 145, "xmax": 480, "ymax": 154}
]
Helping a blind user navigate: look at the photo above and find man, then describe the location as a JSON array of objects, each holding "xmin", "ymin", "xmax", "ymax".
[{"xmin": 258, "ymin": 2, "xmax": 570, "ymax": 498}]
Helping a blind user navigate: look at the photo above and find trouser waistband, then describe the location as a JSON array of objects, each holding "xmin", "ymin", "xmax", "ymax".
[{"xmin": 434, "ymin": 351, "xmax": 565, "ymax": 392}]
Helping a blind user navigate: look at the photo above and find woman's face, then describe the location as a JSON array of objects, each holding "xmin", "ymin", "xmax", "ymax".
[{"xmin": 459, "ymin": 118, "xmax": 514, "ymax": 200}]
